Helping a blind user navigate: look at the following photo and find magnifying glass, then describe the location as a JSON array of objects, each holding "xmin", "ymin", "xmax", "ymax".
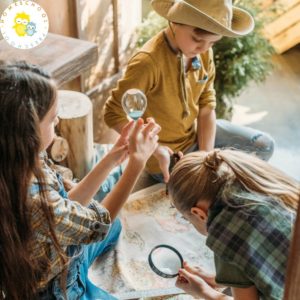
[{"xmin": 148, "ymin": 244, "xmax": 184, "ymax": 278}]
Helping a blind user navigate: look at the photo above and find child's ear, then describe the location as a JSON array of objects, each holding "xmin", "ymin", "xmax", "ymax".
[{"xmin": 190, "ymin": 207, "xmax": 208, "ymax": 222}]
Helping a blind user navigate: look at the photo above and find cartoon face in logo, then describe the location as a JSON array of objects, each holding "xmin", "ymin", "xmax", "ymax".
[
  {"xmin": 25, "ymin": 22, "xmax": 37, "ymax": 36},
  {"xmin": 13, "ymin": 12, "xmax": 30, "ymax": 37}
]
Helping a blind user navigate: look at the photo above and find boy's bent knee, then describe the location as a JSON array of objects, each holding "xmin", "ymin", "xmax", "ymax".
[{"xmin": 252, "ymin": 133, "xmax": 275, "ymax": 161}]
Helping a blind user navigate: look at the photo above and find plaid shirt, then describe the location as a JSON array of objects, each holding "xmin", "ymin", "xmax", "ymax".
[
  {"xmin": 29, "ymin": 152, "xmax": 111, "ymax": 288},
  {"xmin": 206, "ymin": 183, "xmax": 295, "ymax": 300}
]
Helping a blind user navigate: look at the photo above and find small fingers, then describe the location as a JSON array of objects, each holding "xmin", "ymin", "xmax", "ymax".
[
  {"xmin": 150, "ymin": 125, "xmax": 161, "ymax": 138},
  {"xmin": 143, "ymin": 122, "xmax": 161, "ymax": 138},
  {"xmin": 142, "ymin": 121, "xmax": 156, "ymax": 136},
  {"xmin": 167, "ymin": 147, "xmax": 174, "ymax": 155},
  {"xmin": 176, "ymin": 269, "xmax": 192, "ymax": 286},
  {"xmin": 183, "ymin": 261, "xmax": 200, "ymax": 275},
  {"xmin": 176, "ymin": 274, "xmax": 189, "ymax": 286},
  {"xmin": 186, "ymin": 261, "xmax": 207, "ymax": 276},
  {"xmin": 115, "ymin": 121, "xmax": 134, "ymax": 146},
  {"xmin": 146, "ymin": 117, "xmax": 155, "ymax": 123},
  {"xmin": 121, "ymin": 120, "xmax": 134, "ymax": 136},
  {"xmin": 131, "ymin": 118, "xmax": 144, "ymax": 137},
  {"xmin": 179, "ymin": 268, "xmax": 201, "ymax": 284}
]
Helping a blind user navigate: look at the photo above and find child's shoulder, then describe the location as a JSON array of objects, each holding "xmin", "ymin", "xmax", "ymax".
[
  {"xmin": 133, "ymin": 31, "xmax": 169, "ymax": 61},
  {"xmin": 140, "ymin": 30, "xmax": 165, "ymax": 52},
  {"xmin": 30, "ymin": 152, "xmax": 62, "ymax": 197}
]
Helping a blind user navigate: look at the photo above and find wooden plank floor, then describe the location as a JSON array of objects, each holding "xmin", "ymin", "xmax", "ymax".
[{"xmin": 232, "ymin": 45, "xmax": 300, "ymax": 179}]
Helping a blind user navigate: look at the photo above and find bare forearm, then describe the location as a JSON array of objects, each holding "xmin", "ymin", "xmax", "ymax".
[
  {"xmin": 204, "ymin": 289, "xmax": 232, "ymax": 300},
  {"xmin": 197, "ymin": 108, "xmax": 216, "ymax": 151},
  {"xmin": 112, "ymin": 121, "xmax": 129, "ymax": 135},
  {"xmin": 68, "ymin": 155, "xmax": 116, "ymax": 206},
  {"xmin": 101, "ymin": 158, "xmax": 144, "ymax": 220}
]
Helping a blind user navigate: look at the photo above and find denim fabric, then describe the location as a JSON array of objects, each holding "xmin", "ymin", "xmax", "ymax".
[
  {"xmin": 37, "ymin": 147, "xmax": 122, "ymax": 299},
  {"xmin": 93, "ymin": 144, "xmax": 123, "ymax": 202},
  {"xmin": 150, "ymin": 119, "xmax": 275, "ymax": 183},
  {"xmin": 94, "ymin": 168, "xmax": 122, "ymax": 202},
  {"xmin": 214, "ymin": 119, "xmax": 274, "ymax": 161},
  {"xmin": 39, "ymin": 219, "xmax": 121, "ymax": 300}
]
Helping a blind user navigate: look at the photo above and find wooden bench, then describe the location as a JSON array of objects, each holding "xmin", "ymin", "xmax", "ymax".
[
  {"xmin": 0, "ymin": 33, "xmax": 98, "ymax": 87},
  {"xmin": 262, "ymin": 0, "xmax": 300, "ymax": 53}
]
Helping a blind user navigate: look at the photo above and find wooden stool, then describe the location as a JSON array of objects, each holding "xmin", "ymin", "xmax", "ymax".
[{"xmin": 57, "ymin": 90, "xmax": 94, "ymax": 179}]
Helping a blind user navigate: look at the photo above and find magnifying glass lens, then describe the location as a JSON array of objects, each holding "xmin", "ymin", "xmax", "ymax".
[{"xmin": 149, "ymin": 245, "xmax": 183, "ymax": 278}]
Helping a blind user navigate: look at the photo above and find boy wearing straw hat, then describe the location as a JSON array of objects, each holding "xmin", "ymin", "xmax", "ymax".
[{"xmin": 104, "ymin": 0, "xmax": 274, "ymax": 183}]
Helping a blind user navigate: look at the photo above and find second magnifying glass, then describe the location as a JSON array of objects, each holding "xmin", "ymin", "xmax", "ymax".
[{"xmin": 148, "ymin": 244, "xmax": 184, "ymax": 278}]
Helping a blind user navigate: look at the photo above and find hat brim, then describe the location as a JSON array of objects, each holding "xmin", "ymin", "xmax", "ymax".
[{"xmin": 151, "ymin": 0, "xmax": 255, "ymax": 37}]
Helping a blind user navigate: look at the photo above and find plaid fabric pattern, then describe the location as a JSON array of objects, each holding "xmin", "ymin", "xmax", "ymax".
[
  {"xmin": 206, "ymin": 184, "xmax": 295, "ymax": 300},
  {"xmin": 29, "ymin": 152, "xmax": 111, "ymax": 288}
]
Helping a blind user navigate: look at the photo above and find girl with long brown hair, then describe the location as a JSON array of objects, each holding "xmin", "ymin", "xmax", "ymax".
[
  {"xmin": 168, "ymin": 149, "xmax": 299, "ymax": 300},
  {"xmin": 0, "ymin": 61, "xmax": 160, "ymax": 299}
]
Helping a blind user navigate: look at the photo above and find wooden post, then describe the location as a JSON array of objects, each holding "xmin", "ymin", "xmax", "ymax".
[
  {"xmin": 35, "ymin": 0, "xmax": 78, "ymax": 38},
  {"xmin": 35, "ymin": 0, "xmax": 82, "ymax": 91},
  {"xmin": 283, "ymin": 195, "xmax": 300, "ymax": 299},
  {"xmin": 57, "ymin": 90, "xmax": 94, "ymax": 179},
  {"xmin": 112, "ymin": 0, "xmax": 120, "ymax": 73}
]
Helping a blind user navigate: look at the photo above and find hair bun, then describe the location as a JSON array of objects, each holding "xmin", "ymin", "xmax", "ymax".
[{"xmin": 204, "ymin": 149, "xmax": 222, "ymax": 171}]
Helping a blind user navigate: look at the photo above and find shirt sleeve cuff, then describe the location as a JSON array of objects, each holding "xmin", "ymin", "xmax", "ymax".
[{"xmin": 88, "ymin": 201, "xmax": 111, "ymax": 239}]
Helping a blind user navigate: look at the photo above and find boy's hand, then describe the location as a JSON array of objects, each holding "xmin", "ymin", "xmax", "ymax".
[{"xmin": 153, "ymin": 145, "xmax": 174, "ymax": 182}]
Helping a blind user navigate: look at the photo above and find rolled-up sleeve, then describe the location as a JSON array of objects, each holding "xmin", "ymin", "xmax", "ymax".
[
  {"xmin": 199, "ymin": 48, "xmax": 216, "ymax": 110},
  {"xmin": 46, "ymin": 190, "xmax": 111, "ymax": 246},
  {"xmin": 104, "ymin": 52, "xmax": 156, "ymax": 128}
]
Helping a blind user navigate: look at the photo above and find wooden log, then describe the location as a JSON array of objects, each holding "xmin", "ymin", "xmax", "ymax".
[
  {"xmin": 57, "ymin": 90, "xmax": 94, "ymax": 179},
  {"xmin": 49, "ymin": 136, "xmax": 69, "ymax": 163}
]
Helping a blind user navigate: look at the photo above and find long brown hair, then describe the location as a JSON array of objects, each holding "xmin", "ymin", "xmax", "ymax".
[
  {"xmin": 168, "ymin": 149, "xmax": 299, "ymax": 213},
  {"xmin": 0, "ymin": 61, "xmax": 65, "ymax": 299}
]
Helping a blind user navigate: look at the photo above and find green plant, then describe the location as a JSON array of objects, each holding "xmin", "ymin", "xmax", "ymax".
[
  {"xmin": 136, "ymin": 1, "xmax": 275, "ymax": 119},
  {"xmin": 136, "ymin": 11, "xmax": 167, "ymax": 48},
  {"xmin": 214, "ymin": 0, "xmax": 275, "ymax": 119}
]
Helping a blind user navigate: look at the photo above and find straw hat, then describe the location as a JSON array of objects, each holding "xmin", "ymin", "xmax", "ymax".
[{"xmin": 151, "ymin": 0, "xmax": 254, "ymax": 37}]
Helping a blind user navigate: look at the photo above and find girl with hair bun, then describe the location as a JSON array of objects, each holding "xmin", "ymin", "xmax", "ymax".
[{"xmin": 168, "ymin": 149, "xmax": 299, "ymax": 300}]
